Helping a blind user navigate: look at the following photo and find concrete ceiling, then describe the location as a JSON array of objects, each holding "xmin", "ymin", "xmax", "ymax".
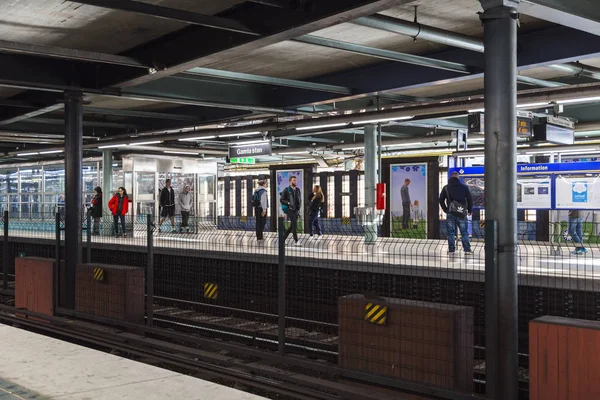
[{"xmin": 0, "ymin": 0, "xmax": 600, "ymax": 162}]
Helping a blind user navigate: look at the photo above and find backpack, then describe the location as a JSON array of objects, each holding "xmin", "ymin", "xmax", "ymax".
[{"xmin": 252, "ymin": 188, "xmax": 265, "ymax": 207}]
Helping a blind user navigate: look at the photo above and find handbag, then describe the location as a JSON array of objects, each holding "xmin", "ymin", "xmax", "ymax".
[{"xmin": 445, "ymin": 186, "xmax": 468, "ymax": 219}]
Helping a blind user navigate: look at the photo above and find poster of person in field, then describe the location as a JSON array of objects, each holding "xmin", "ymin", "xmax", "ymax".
[{"xmin": 390, "ymin": 163, "xmax": 427, "ymax": 238}]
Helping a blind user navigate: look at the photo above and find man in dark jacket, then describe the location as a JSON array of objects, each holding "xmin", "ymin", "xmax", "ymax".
[
  {"xmin": 159, "ymin": 179, "xmax": 176, "ymax": 233},
  {"xmin": 280, "ymin": 176, "xmax": 302, "ymax": 245},
  {"xmin": 90, "ymin": 187, "xmax": 102, "ymax": 235},
  {"xmin": 439, "ymin": 171, "xmax": 473, "ymax": 255},
  {"xmin": 400, "ymin": 179, "xmax": 411, "ymax": 229}
]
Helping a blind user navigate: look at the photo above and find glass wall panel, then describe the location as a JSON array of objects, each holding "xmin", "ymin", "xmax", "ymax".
[{"xmin": 19, "ymin": 167, "xmax": 42, "ymax": 218}]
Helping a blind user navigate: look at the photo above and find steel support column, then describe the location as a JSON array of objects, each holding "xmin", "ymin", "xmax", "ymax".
[
  {"xmin": 364, "ymin": 124, "xmax": 378, "ymax": 244},
  {"xmin": 480, "ymin": 1, "xmax": 520, "ymax": 399},
  {"xmin": 64, "ymin": 91, "xmax": 83, "ymax": 309},
  {"xmin": 102, "ymin": 150, "xmax": 113, "ymax": 237}
]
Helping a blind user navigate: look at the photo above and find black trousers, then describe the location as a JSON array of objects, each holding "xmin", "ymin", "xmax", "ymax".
[
  {"xmin": 113, "ymin": 214, "xmax": 126, "ymax": 235},
  {"xmin": 181, "ymin": 211, "xmax": 190, "ymax": 229},
  {"xmin": 402, "ymin": 202, "xmax": 411, "ymax": 229},
  {"xmin": 255, "ymin": 207, "xmax": 266, "ymax": 240},
  {"xmin": 283, "ymin": 211, "xmax": 299, "ymax": 242}
]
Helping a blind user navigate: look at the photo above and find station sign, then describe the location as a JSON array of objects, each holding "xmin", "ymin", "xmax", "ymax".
[
  {"xmin": 230, "ymin": 157, "xmax": 255, "ymax": 164},
  {"xmin": 228, "ymin": 141, "xmax": 272, "ymax": 158},
  {"xmin": 467, "ymin": 111, "xmax": 533, "ymax": 137}
]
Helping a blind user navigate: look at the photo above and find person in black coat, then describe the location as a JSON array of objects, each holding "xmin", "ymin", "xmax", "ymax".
[
  {"xmin": 159, "ymin": 179, "xmax": 176, "ymax": 233},
  {"xmin": 308, "ymin": 185, "xmax": 324, "ymax": 238},
  {"xmin": 439, "ymin": 171, "xmax": 473, "ymax": 254},
  {"xmin": 89, "ymin": 187, "xmax": 102, "ymax": 235}
]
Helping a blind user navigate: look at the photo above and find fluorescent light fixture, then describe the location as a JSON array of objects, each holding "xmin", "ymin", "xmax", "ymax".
[
  {"xmin": 277, "ymin": 151, "xmax": 309, "ymax": 155},
  {"xmin": 39, "ymin": 150, "xmax": 63, "ymax": 154},
  {"xmin": 98, "ymin": 144, "xmax": 127, "ymax": 149},
  {"xmin": 342, "ymin": 146, "xmax": 364, "ymax": 151},
  {"xmin": 354, "ymin": 116, "xmax": 414, "ymax": 124},
  {"xmin": 129, "ymin": 141, "xmax": 162, "ymax": 146},
  {"xmin": 385, "ymin": 142, "xmax": 424, "ymax": 147},
  {"xmin": 297, "ymin": 123, "xmax": 348, "ymax": 131},
  {"xmin": 230, "ymin": 139, "xmax": 270, "ymax": 146},
  {"xmin": 468, "ymin": 108, "xmax": 485, "ymax": 113},
  {"xmin": 557, "ymin": 96, "xmax": 600, "ymax": 105},
  {"xmin": 218, "ymin": 131, "xmax": 261, "ymax": 138},
  {"xmin": 164, "ymin": 150, "xmax": 199, "ymax": 155},
  {"xmin": 17, "ymin": 152, "xmax": 39, "ymax": 156},
  {"xmin": 178, "ymin": 136, "xmax": 217, "ymax": 141},
  {"xmin": 517, "ymin": 102, "xmax": 548, "ymax": 109}
]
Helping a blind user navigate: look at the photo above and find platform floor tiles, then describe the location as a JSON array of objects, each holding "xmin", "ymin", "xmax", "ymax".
[{"xmin": 0, "ymin": 325, "xmax": 267, "ymax": 400}]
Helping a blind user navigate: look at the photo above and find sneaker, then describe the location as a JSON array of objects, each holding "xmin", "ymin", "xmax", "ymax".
[
  {"xmin": 448, "ymin": 250, "xmax": 455, "ymax": 255},
  {"xmin": 580, "ymin": 247, "xmax": 588, "ymax": 254},
  {"xmin": 573, "ymin": 247, "xmax": 588, "ymax": 255},
  {"xmin": 172, "ymin": 229, "xmax": 177, "ymax": 233},
  {"xmin": 464, "ymin": 251, "xmax": 473, "ymax": 256},
  {"xmin": 316, "ymin": 235, "xmax": 322, "ymax": 240},
  {"xmin": 294, "ymin": 242, "xmax": 302, "ymax": 247},
  {"xmin": 122, "ymin": 233, "xmax": 127, "ymax": 238}
]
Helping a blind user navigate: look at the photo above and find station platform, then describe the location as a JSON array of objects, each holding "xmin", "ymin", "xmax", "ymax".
[
  {"xmin": 0, "ymin": 324, "xmax": 267, "ymax": 400},
  {"xmin": 6, "ymin": 228, "xmax": 599, "ymax": 289}
]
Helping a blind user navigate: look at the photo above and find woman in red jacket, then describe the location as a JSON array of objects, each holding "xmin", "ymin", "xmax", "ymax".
[{"xmin": 108, "ymin": 187, "xmax": 129, "ymax": 237}]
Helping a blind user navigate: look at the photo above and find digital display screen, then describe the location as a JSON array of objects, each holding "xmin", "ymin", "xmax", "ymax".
[{"xmin": 517, "ymin": 116, "xmax": 533, "ymax": 137}]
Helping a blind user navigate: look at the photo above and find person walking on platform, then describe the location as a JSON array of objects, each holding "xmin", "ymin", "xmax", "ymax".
[
  {"xmin": 401, "ymin": 179, "xmax": 411, "ymax": 230},
  {"xmin": 280, "ymin": 176, "xmax": 302, "ymax": 246},
  {"xmin": 253, "ymin": 180, "xmax": 269, "ymax": 241},
  {"xmin": 108, "ymin": 187, "xmax": 129, "ymax": 238},
  {"xmin": 178, "ymin": 185, "xmax": 193, "ymax": 233},
  {"xmin": 89, "ymin": 186, "xmax": 102, "ymax": 235},
  {"xmin": 569, "ymin": 210, "xmax": 588, "ymax": 254},
  {"xmin": 159, "ymin": 179, "xmax": 176, "ymax": 233},
  {"xmin": 309, "ymin": 185, "xmax": 324, "ymax": 238},
  {"xmin": 439, "ymin": 171, "xmax": 473, "ymax": 255}
]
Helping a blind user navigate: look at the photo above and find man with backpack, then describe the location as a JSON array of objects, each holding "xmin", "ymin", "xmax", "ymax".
[
  {"xmin": 439, "ymin": 171, "xmax": 473, "ymax": 255},
  {"xmin": 253, "ymin": 180, "xmax": 269, "ymax": 241},
  {"xmin": 280, "ymin": 176, "xmax": 302, "ymax": 246}
]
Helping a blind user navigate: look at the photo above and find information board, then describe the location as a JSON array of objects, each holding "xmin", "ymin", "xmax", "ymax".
[
  {"xmin": 555, "ymin": 175, "xmax": 600, "ymax": 210},
  {"xmin": 517, "ymin": 177, "xmax": 551, "ymax": 209}
]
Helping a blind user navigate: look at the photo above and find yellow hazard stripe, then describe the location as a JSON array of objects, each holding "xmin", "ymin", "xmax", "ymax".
[
  {"xmin": 93, "ymin": 268, "xmax": 104, "ymax": 280},
  {"xmin": 371, "ymin": 307, "xmax": 387, "ymax": 323},
  {"xmin": 204, "ymin": 283, "xmax": 218, "ymax": 299},
  {"xmin": 207, "ymin": 286, "xmax": 217, "ymax": 298},
  {"xmin": 365, "ymin": 305, "xmax": 380, "ymax": 320}
]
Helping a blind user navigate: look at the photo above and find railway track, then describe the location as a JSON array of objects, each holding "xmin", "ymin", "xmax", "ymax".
[{"xmin": 0, "ymin": 305, "xmax": 406, "ymax": 400}]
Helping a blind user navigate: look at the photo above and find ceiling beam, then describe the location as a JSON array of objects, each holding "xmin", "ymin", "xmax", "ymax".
[
  {"xmin": 294, "ymin": 35, "xmax": 473, "ymax": 74},
  {"xmin": 516, "ymin": 75, "xmax": 567, "ymax": 88},
  {"xmin": 82, "ymin": 107, "xmax": 200, "ymax": 121},
  {"xmin": 183, "ymin": 67, "xmax": 352, "ymax": 95},
  {"xmin": 109, "ymin": 0, "xmax": 418, "ymax": 88},
  {"xmin": 519, "ymin": 0, "xmax": 600, "ymax": 37},
  {"xmin": 68, "ymin": 0, "xmax": 258, "ymax": 36},
  {"xmin": 0, "ymin": 39, "xmax": 148, "ymax": 69}
]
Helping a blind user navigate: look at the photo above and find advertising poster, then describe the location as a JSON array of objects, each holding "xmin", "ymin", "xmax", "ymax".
[
  {"xmin": 276, "ymin": 170, "xmax": 304, "ymax": 217},
  {"xmin": 390, "ymin": 163, "xmax": 427, "ymax": 238},
  {"xmin": 556, "ymin": 175, "xmax": 600, "ymax": 210},
  {"xmin": 517, "ymin": 177, "xmax": 551, "ymax": 209}
]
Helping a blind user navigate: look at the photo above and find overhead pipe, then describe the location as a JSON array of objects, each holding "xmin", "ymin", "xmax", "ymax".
[
  {"xmin": 548, "ymin": 62, "xmax": 600, "ymax": 81},
  {"xmin": 354, "ymin": 14, "xmax": 583, "ymax": 87}
]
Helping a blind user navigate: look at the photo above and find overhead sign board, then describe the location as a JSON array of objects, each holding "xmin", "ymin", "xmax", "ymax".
[
  {"xmin": 228, "ymin": 141, "xmax": 272, "ymax": 158},
  {"xmin": 533, "ymin": 116, "xmax": 575, "ymax": 145},
  {"xmin": 467, "ymin": 111, "xmax": 533, "ymax": 137},
  {"xmin": 230, "ymin": 157, "xmax": 255, "ymax": 164}
]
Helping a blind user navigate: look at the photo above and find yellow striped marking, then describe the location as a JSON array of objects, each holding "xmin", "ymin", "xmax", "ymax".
[
  {"xmin": 341, "ymin": 217, "xmax": 351, "ymax": 225},
  {"xmin": 204, "ymin": 283, "xmax": 218, "ymax": 300},
  {"xmin": 93, "ymin": 267, "xmax": 104, "ymax": 282},
  {"xmin": 364, "ymin": 303, "xmax": 387, "ymax": 325}
]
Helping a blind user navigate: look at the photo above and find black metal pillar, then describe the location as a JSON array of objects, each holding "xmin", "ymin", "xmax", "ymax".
[
  {"xmin": 277, "ymin": 216, "xmax": 286, "ymax": 354},
  {"xmin": 64, "ymin": 91, "xmax": 83, "ymax": 309},
  {"xmin": 3, "ymin": 211, "xmax": 8, "ymax": 290},
  {"xmin": 147, "ymin": 214, "xmax": 154, "ymax": 327},
  {"xmin": 480, "ymin": 1, "xmax": 520, "ymax": 399}
]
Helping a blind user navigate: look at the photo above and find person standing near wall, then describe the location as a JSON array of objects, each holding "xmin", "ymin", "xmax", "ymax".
[
  {"xmin": 159, "ymin": 179, "xmax": 176, "ymax": 233},
  {"xmin": 90, "ymin": 187, "xmax": 102, "ymax": 235},
  {"xmin": 178, "ymin": 185, "xmax": 193, "ymax": 233},
  {"xmin": 400, "ymin": 179, "xmax": 411, "ymax": 230},
  {"xmin": 253, "ymin": 180, "xmax": 268, "ymax": 241},
  {"xmin": 439, "ymin": 171, "xmax": 473, "ymax": 255},
  {"xmin": 569, "ymin": 210, "xmax": 588, "ymax": 254},
  {"xmin": 280, "ymin": 176, "xmax": 302, "ymax": 246},
  {"xmin": 108, "ymin": 187, "xmax": 129, "ymax": 238},
  {"xmin": 309, "ymin": 185, "xmax": 324, "ymax": 238}
]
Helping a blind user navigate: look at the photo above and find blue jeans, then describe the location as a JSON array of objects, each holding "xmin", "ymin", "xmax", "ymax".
[
  {"xmin": 569, "ymin": 217, "xmax": 583, "ymax": 246},
  {"xmin": 309, "ymin": 211, "xmax": 322, "ymax": 236},
  {"xmin": 447, "ymin": 214, "xmax": 471, "ymax": 252},
  {"xmin": 114, "ymin": 214, "xmax": 126, "ymax": 235}
]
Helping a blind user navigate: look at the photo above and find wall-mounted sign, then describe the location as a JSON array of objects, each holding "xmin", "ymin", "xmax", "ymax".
[
  {"xmin": 228, "ymin": 141, "xmax": 272, "ymax": 158},
  {"xmin": 467, "ymin": 111, "xmax": 533, "ymax": 137},
  {"xmin": 230, "ymin": 157, "xmax": 255, "ymax": 164}
]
